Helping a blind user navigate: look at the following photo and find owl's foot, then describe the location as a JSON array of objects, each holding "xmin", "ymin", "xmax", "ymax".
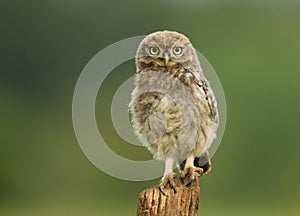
[
  {"xmin": 180, "ymin": 166, "xmax": 204, "ymax": 186},
  {"xmin": 159, "ymin": 172, "xmax": 177, "ymax": 195}
]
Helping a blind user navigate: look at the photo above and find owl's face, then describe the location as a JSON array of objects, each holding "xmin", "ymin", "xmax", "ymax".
[{"xmin": 136, "ymin": 31, "xmax": 199, "ymax": 71}]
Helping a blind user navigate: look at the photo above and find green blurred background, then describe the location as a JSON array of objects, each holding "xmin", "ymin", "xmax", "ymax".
[{"xmin": 1, "ymin": 0, "xmax": 300, "ymax": 215}]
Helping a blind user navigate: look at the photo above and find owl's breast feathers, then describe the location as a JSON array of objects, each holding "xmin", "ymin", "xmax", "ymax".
[
  {"xmin": 130, "ymin": 66, "xmax": 218, "ymax": 159},
  {"xmin": 155, "ymin": 65, "xmax": 219, "ymax": 124}
]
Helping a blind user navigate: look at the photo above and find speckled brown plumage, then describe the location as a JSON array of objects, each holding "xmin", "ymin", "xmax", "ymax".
[{"xmin": 129, "ymin": 30, "xmax": 218, "ymax": 192}]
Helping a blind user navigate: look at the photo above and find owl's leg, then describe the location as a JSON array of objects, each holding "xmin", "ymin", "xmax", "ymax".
[
  {"xmin": 159, "ymin": 156, "xmax": 177, "ymax": 195},
  {"xmin": 180, "ymin": 154, "xmax": 204, "ymax": 185},
  {"xmin": 176, "ymin": 159, "xmax": 182, "ymax": 173}
]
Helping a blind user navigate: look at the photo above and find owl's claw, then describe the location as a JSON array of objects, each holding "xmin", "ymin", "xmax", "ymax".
[
  {"xmin": 159, "ymin": 173, "xmax": 177, "ymax": 195},
  {"xmin": 180, "ymin": 166, "xmax": 204, "ymax": 185}
]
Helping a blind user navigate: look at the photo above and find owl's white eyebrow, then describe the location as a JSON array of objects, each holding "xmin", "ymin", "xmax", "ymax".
[{"xmin": 147, "ymin": 43, "xmax": 159, "ymax": 47}]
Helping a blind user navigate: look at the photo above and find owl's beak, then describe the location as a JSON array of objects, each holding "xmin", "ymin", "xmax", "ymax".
[{"xmin": 163, "ymin": 52, "xmax": 170, "ymax": 65}]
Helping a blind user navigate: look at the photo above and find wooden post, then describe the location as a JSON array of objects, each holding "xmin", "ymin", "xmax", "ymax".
[{"xmin": 136, "ymin": 176, "xmax": 200, "ymax": 216}]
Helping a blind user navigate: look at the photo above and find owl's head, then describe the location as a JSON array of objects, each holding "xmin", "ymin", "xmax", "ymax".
[{"xmin": 136, "ymin": 30, "xmax": 200, "ymax": 71}]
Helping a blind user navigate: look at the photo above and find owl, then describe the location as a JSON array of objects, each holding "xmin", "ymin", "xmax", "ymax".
[{"xmin": 129, "ymin": 31, "xmax": 219, "ymax": 193}]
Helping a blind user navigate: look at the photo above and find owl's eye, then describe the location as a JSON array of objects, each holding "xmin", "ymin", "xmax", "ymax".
[
  {"xmin": 173, "ymin": 46, "xmax": 183, "ymax": 55},
  {"xmin": 149, "ymin": 46, "xmax": 159, "ymax": 55}
]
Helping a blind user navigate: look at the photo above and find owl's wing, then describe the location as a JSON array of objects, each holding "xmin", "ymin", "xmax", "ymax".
[
  {"xmin": 189, "ymin": 69, "xmax": 219, "ymax": 125},
  {"xmin": 189, "ymin": 69, "xmax": 219, "ymax": 162}
]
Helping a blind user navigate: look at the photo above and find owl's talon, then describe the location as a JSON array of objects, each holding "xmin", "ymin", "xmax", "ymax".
[
  {"xmin": 181, "ymin": 166, "xmax": 203, "ymax": 185},
  {"xmin": 159, "ymin": 173, "xmax": 177, "ymax": 195}
]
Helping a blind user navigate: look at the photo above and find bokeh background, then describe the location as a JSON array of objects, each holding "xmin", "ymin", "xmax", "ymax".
[{"xmin": 1, "ymin": 0, "xmax": 300, "ymax": 215}]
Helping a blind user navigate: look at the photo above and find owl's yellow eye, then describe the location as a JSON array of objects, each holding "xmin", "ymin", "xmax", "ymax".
[
  {"xmin": 149, "ymin": 46, "xmax": 159, "ymax": 55},
  {"xmin": 173, "ymin": 46, "xmax": 182, "ymax": 55}
]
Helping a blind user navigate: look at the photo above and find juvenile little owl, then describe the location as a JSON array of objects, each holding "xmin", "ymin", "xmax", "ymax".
[{"xmin": 129, "ymin": 30, "xmax": 219, "ymax": 193}]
